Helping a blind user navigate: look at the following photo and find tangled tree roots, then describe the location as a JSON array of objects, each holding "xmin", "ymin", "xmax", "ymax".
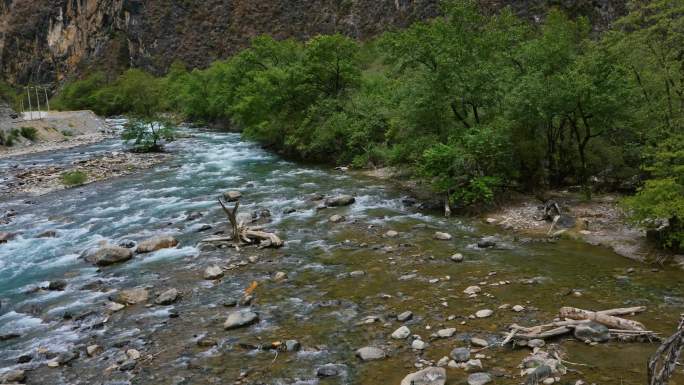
[
  {"xmin": 201, "ymin": 197, "xmax": 283, "ymax": 249},
  {"xmin": 648, "ymin": 315, "xmax": 684, "ymax": 385}
]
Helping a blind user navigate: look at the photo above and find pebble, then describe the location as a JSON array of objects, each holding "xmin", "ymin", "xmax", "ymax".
[
  {"xmin": 475, "ymin": 309, "xmax": 493, "ymax": 318},
  {"xmin": 285, "ymin": 340, "xmax": 301, "ymax": 352},
  {"xmin": 412, "ymin": 339, "xmax": 427, "ymax": 350},
  {"xmin": 273, "ymin": 271, "xmax": 287, "ymax": 281},
  {"xmin": 512, "ymin": 305, "xmax": 525, "ymax": 312},
  {"xmin": 391, "ymin": 325, "xmax": 411, "ymax": 339},
  {"xmin": 126, "ymin": 349, "xmax": 141, "ymax": 360},
  {"xmin": 470, "ymin": 337, "xmax": 488, "ymax": 347},
  {"xmin": 437, "ymin": 328, "xmax": 456, "ymax": 338},
  {"xmin": 434, "ymin": 232, "xmax": 452, "ymax": 240},
  {"xmin": 397, "ymin": 311, "xmax": 413, "ymax": 322},
  {"xmin": 224, "ymin": 310, "xmax": 259, "ymax": 330},
  {"xmin": 385, "ymin": 230, "xmax": 399, "ymax": 238},
  {"xmin": 450, "ymin": 253, "xmax": 464, "ymax": 262},
  {"xmin": 463, "ymin": 285, "xmax": 481, "ymax": 295},
  {"xmin": 87, "ymin": 345, "xmax": 102, "ymax": 357},
  {"xmin": 349, "ymin": 270, "xmax": 365, "ymax": 277},
  {"xmin": 465, "ymin": 359, "xmax": 483, "ymax": 371}
]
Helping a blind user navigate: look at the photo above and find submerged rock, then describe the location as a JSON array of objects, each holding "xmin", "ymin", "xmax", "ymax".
[
  {"xmin": 0, "ymin": 231, "xmax": 17, "ymax": 243},
  {"xmin": 400, "ymin": 367, "xmax": 446, "ymax": 385},
  {"xmin": 355, "ymin": 346, "xmax": 385, "ymax": 361},
  {"xmin": 329, "ymin": 214, "xmax": 345, "ymax": 223},
  {"xmin": 316, "ymin": 363, "xmax": 345, "ymax": 377},
  {"xmin": 47, "ymin": 280, "xmax": 67, "ymax": 291},
  {"xmin": 325, "ymin": 195, "xmax": 355, "ymax": 207},
  {"xmin": 467, "ymin": 372, "xmax": 492, "ymax": 385},
  {"xmin": 85, "ymin": 246, "xmax": 133, "ymax": 266},
  {"xmin": 477, "ymin": 236, "xmax": 498, "ymax": 248},
  {"xmin": 450, "ymin": 347, "xmax": 470, "ymax": 362},
  {"xmin": 0, "ymin": 369, "xmax": 26, "ymax": 383},
  {"xmin": 136, "ymin": 235, "xmax": 179, "ymax": 253},
  {"xmin": 224, "ymin": 310, "xmax": 259, "ymax": 330}
]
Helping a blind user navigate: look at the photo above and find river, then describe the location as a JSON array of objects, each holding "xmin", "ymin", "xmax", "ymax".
[{"xmin": 0, "ymin": 125, "xmax": 683, "ymax": 384}]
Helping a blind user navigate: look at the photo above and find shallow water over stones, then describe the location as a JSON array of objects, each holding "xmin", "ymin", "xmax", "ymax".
[{"xmin": 0, "ymin": 128, "xmax": 683, "ymax": 384}]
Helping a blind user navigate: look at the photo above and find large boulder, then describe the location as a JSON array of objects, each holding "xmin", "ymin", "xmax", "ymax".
[
  {"xmin": 136, "ymin": 236, "xmax": 179, "ymax": 253},
  {"xmin": 224, "ymin": 309, "xmax": 259, "ymax": 330},
  {"xmin": 325, "ymin": 195, "xmax": 355, "ymax": 207},
  {"xmin": 400, "ymin": 367, "xmax": 447, "ymax": 385},
  {"xmin": 85, "ymin": 246, "xmax": 133, "ymax": 266},
  {"xmin": 573, "ymin": 321, "xmax": 610, "ymax": 343}
]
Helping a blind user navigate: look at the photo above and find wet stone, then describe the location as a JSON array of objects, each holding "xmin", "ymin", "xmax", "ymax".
[
  {"xmin": 285, "ymin": 340, "xmax": 301, "ymax": 352},
  {"xmin": 325, "ymin": 195, "xmax": 355, "ymax": 207},
  {"xmin": 204, "ymin": 265, "xmax": 224, "ymax": 280},
  {"xmin": 471, "ymin": 337, "xmax": 488, "ymax": 347},
  {"xmin": 155, "ymin": 288, "xmax": 179, "ymax": 305},
  {"xmin": 224, "ymin": 310, "xmax": 259, "ymax": 330},
  {"xmin": 477, "ymin": 237, "xmax": 497, "ymax": 248},
  {"xmin": 434, "ymin": 232, "xmax": 452, "ymax": 241},
  {"xmin": 119, "ymin": 360, "xmax": 137, "ymax": 371},
  {"xmin": 397, "ymin": 311, "xmax": 413, "ymax": 322},
  {"xmin": 400, "ymin": 367, "xmax": 446, "ymax": 385},
  {"xmin": 47, "ymin": 280, "xmax": 67, "ymax": 291},
  {"xmin": 468, "ymin": 372, "xmax": 492, "ymax": 385},
  {"xmin": 316, "ymin": 363, "xmax": 345, "ymax": 377},
  {"xmin": 329, "ymin": 214, "xmax": 345, "ymax": 223},
  {"xmin": 450, "ymin": 347, "xmax": 470, "ymax": 362},
  {"xmin": 223, "ymin": 190, "xmax": 242, "ymax": 202},
  {"xmin": 86, "ymin": 246, "xmax": 133, "ymax": 266},
  {"xmin": 116, "ymin": 288, "xmax": 149, "ymax": 305},
  {"xmin": 450, "ymin": 253, "xmax": 464, "ymax": 262},
  {"xmin": 0, "ymin": 369, "xmax": 25, "ymax": 383},
  {"xmin": 136, "ymin": 235, "xmax": 179, "ymax": 253}
]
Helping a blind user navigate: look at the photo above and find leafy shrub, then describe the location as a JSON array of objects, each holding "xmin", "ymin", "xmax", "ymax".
[
  {"xmin": 122, "ymin": 119, "xmax": 175, "ymax": 152},
  {"xmin": 19, "ymin": 126, "xmax": 37, "ymax": 140},
  {"xmin": 61, "ymin": 171, "xmax": 87, "ymax": 186}
]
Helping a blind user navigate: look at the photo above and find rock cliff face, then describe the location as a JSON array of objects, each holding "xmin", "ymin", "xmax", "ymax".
[{"xmin": 0, "ymin": 0, "xmax": 626, "ymax": 85}]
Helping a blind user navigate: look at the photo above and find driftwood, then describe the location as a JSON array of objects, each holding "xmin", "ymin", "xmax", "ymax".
[
  {"xmin": 503, "ymin": 306, "xmax": 654, "ymax": 344},
  {"xmin": 648, "ymin": 315, "xmax": 684, "ymax": 385},
  {"xmin": 559, "ymin": 307, "xmax": 645, "ymax": 331},
  {"xmin": 209, "ymin": 197, "xmax": 283, "ymax": 248}
]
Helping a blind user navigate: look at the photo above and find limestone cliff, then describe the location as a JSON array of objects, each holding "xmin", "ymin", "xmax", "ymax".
[{"xmin": 0, "ymin": 0, "xmax": 626, "ymax": 85}]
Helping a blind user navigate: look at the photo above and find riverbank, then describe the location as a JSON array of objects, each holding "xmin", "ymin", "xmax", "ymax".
[
  {"xmin": 0, "ymin": 110, "xmax": 113, "ymax": 159},
  {"xmin": 360, "ymin": 167, "xmax": 682, "ymax": 267}
]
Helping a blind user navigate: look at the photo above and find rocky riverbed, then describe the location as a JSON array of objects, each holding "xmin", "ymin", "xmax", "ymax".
[{"xmin": 1, "ymin": 128, "xmax": 683, "ymax": 385}]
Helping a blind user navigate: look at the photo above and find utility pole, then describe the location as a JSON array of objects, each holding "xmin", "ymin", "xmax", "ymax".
[
  {"xmin": 34, "ymin": 86, "xmax": 42, "ymax": 119},
  {"xmin": 26, "ymin": 87, "xmax": 33, "ymax": 121},
  {"xmin": 43, "ymin": 87, "xmax": 50, "ymax": 113}
]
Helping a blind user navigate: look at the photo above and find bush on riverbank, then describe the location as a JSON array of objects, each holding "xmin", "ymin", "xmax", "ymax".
[
  {"xmin": 61, "ymin": 171, "xmax": 87, "ymax": 186},
  {"xmin": 51, "ymin": 0, "xmax": 684, "ymax": 249}
]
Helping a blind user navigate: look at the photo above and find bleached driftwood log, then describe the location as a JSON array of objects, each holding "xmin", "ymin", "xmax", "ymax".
[
  {"xmin": 559, "ymin": 307, "xmax": 645, "ymax": 331},
  {"xmin": 648, "ymin": 315, "xmax": 684, "ymax": 385}
]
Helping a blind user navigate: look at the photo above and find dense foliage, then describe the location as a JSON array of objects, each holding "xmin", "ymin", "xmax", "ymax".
[{"xmin": 51, "ymin": 0, "xmax": 684, "ymax": 248}]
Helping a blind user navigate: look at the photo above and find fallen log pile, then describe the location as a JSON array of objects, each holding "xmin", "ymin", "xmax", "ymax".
[
  {"xmin": 200, "ymin": 196, "xmax": 283, "ymax": 249},
  {"xmin": 503, "ymin": 306, "xmax": 659, "ymax": 345}
]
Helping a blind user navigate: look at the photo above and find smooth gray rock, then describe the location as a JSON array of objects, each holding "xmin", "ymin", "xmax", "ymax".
[
  {"xmin": 574, "ymin": 321, "xmax": 610, "ymax": 342},
  {"xmin": 155, "ymin": 288, "xmax": 179, "ymax": 305},
  {"xmin": 467, "ymin": 372, "xmax": 492, "ymax": 385},
  {"xmin": 391, "ymin": 325, "xmax": 411, "ymax": 339},
  {"xmin": 400, "ymin": 367, "xmax": 446, "ymax": 385},
  {"xmin": 86, "ymin": 246, "xmax": 133, "ymax": 266},
  {"xmin": 0, "ymin": 369, "xmax": 25, "ymax": 383},
  {"xmin": 355, "ymin": 346, "xmax": 385, "ymax": 361},
  {"xmin": 136, "ymin": 235, "xmax": 179, "ymax": 253},
  {"xmin": 397, "ymin": 311, "xmax": 413, "ymax": 322},
  {"xmin": 450, "ymin": 347, "xmax": 470, "ymax": 362},
  {"xmin": 224, "ymin": 310, "xmax": 258, "ymax": 330},
  {"xmin": 285, "ymin": 340, "xmax": 301, "ymax": 352},
  {"xmin": 204, "ymin": 265, "xmax": 223, "ymax": 280},
  {"xmin": 325, "ymin": 195, "xmax": 356, "ymax": 207},
  {"xmin": 316, "ymin": 363, "xmax": 345, "ymax": 377}
]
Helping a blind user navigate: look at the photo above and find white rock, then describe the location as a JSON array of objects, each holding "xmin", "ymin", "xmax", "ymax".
[
  {"xmin": 204, "ymin": 265, "xmax": 224, "ymax": 280},
  {"xmin": 470, "ymin": 337, "xmax": 488, "ymax": 347},
  {"xmin": 385, "ymin": 230, "xmax": 399, "ymax": 238},
  {"xmin": 391, "ymin": 326, "xmax": 411, "ymax": 339},
  {"xmin": 463, "ymin": 286, "xmax": 481, "ymax": 295},
  {"xmin": 437, "ymin": 328, "xmax": 456, "ymax": 338},
  {"xmin": 475, "ymin": 309, "xmax": 493, "ymax": 318},
  {"xmin": 434, "ymin": 232, "xmax": 452, "ymax": 241},
  {"xmin": 412, "ymin": 339, "xmax": 427, "ymax": 350},
  {"xmin": 512, "ymin": 305, "xmax": 525, "ymax": 312}
]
